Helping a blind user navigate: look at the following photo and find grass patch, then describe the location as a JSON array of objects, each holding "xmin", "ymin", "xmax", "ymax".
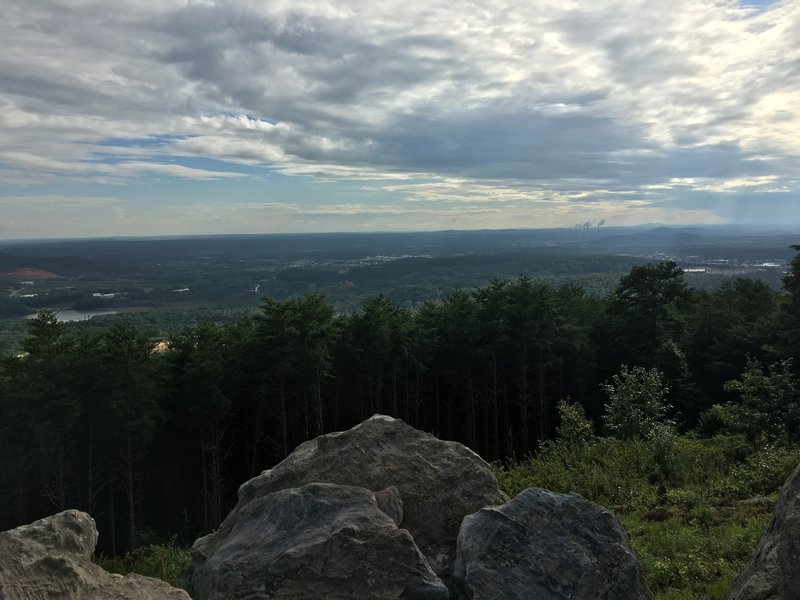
[
  {"xmin": 495, "ymin": 435, "xmax": 799, "ymax": 599},
  {"xmin": 94, "ymin": 537, "xmax": 191, "ymax": 588}
]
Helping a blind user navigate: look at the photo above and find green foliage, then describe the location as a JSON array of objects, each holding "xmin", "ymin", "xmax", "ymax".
[
  {"xmin": 0, "ymin": 295, "xmax": 30, "ymax": 318},
  {"xmin": 23, "ymin": 309, "xmax": 66, "ymax": 355},
  {"xmin": 690, "ymin": 279, "xmax": 777, "ymax": 380},
  {"xmin": 607, "ymin": 261, "xmax": 690, "ymax": 369},
  {"xmin": 95, "ymin": 538, "xmax": 191, "ymax": 587},
  {"xmin": 625, "ymin": 510, "xmax": 766, "ymax": 600},
  {"xmin": 778, "ymin": 244, "xmax": 800, "ymax": 365},
  {"xmin": 0, "ymin": 256, "xmax": 797, "ymax": 569},
  {"xmin": 496, "ymin": 434, "xmax": 796, "ymax": 600},
  {"xmin": 498, "ymin": 437, "xmax": 658, "ymax": 512},
  {"xmin": 717, "ymin": 357, "xmax": 800, "ymax": 444},
  {"xmin": 554, "ymin": 398, "xmax": 596, "ymax": 447},
  {"xmin": 5, "ymin": 310, "xmax": 82, "ymax": 512},
  {"xmin": 602, "ymin": 365, "xmax": 674, "ymax": 441},
  {"xmin": 168, "ymin": 322, "xmax": 234, "ymax": 529},
  {"xmin": 707, "ymin": 443, "xmax": 800, "ymax": 501},
  {"xmin": 255, "ymin": 294, "xmax": 337, "ymax": 440}
]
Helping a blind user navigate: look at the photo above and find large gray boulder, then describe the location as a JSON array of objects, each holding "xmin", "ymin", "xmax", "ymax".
[
  {"xmin": 190, "ymin": 482, "xmax": 449, "ymax": 600},
  {"xmin": 0, "ymin": 509, "xmax": 190, "ymax": 600},
  {"xmin": 729, "ymin": 464, "xmax": 800, "ymax": 600},
  {"xmin": 193, "ymin": 414, "xmax": 506, "ymax": 578},
  {"xmin": 451, "ymin": 488, "xmax": 653, "ymax": 600}
]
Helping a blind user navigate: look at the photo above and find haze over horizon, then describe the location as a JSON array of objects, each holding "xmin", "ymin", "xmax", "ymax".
[{"xmin": 1, "ymin": 0, "xmax": 798, "ymax": 240}]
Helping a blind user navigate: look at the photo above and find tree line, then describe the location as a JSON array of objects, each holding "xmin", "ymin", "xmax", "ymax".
[{"xmin": 1, "ymin": 248, "xmax": 799, "ymax": 554}]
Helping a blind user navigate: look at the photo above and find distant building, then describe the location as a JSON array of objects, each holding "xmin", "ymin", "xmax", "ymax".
[{"xmin": 151, "ymin": 341, "xmax": 170, "ymax": 354}]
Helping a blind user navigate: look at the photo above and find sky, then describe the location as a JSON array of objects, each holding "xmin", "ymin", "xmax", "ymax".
[{"xmin": 0, "ymin": 0, "xmax": 798, "ymax": 239}]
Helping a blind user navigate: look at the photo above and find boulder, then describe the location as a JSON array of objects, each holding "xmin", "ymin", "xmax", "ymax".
[
  {"xmin": 193, "ymin": 414, "xmax": 506, "ymax": 578},
  {"xmin": 451, "ymin": 488, "xmax": 653, "ymax": 600},
  {"xmin": 190, "ymin": 482, "xmax": 449, "ymax": 600},
  {"xmin": 0, "ymin": 509, "xmax": 190, "ymax": 600},
  {"xmin": 728, "ymin": 464, "xmax": 800, "ymax": 600}
]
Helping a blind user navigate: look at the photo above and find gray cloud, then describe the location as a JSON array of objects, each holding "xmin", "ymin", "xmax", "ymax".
[{"xmin": 1, "ymin": 0, "xmax": 799, "ymax": 234}]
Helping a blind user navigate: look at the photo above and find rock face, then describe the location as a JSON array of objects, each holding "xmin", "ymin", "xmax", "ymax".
[
  {"xmin": 189, "ymin": 415, "xmax": 655, "ymax": 599},
  {"xmin": 451, "ymin": 488, "xmax": 653, "ymax": 600},
  {"xmin": 191, "ymin": 482, "xmax": 449, "ymax": 600},
  {"xmin": 192, "ymin": 414, "xmax": 506, "ymax": 580},
  {"xmin": 729, "ymin": 464, "xmax": 800, "ymax": 600},
  {"xmin": 0, "ymin": 509, "xmax": 190, "ymax": 600}
]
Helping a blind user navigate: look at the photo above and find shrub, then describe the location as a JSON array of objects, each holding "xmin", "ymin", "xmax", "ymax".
[
  {"xmin": 497, "ymin": 437, "xmax": 658, "ymax": 512},
  {"xmin": 94, "ymin": 537, "xmax": 191, "ymax": 587},
  {"xmin": 495, "ymin": 433, "xmax": 797, "ymax": 600},
  {"xmin": 554, "ymin": 398, "xmax": 596, "ymax": 447},
  {"xmin": 709, "ymin": 443, "xmax": 800, "ymax": 501},
  {"xmin": 719, "ymin": 358, "xmax": 800, "ymax": 445},
  {"xmin": 602, "ymin": 365, "xmax": 674, "ymax": 441}
]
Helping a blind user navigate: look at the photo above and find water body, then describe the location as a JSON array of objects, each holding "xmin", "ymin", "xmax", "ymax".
[{"xmin": 25, "ymin": 309, "xmax": 118, "ymax": 322}]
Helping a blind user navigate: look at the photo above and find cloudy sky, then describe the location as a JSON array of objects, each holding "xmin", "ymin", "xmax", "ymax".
[{"xmin": 0, "ymin": 0, "xmax": 798, "ymax": 239}]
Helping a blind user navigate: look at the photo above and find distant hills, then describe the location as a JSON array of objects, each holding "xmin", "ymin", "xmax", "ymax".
[{"xmin": 1, "ymin": 225, "xmax": 798, "ymax": 263}]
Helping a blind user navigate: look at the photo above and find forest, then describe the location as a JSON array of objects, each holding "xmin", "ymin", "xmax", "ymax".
[
  {"xmin": 1, "ymin": 226, "xmax": 794, "ymax": 329},
  {"xmin": 1, "ymin": 246, "xmax": 800, "ymax": 598}
]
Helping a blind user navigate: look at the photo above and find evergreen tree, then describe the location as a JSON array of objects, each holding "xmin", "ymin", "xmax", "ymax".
[
  {"xmin": 607, "ymin": 261, "xmax": 690, "ymax": 368},
  {"xmin": 169, "ymin": 322, "xmax": 232, "ymax": 531},
  {"xmin": 778, "ymin": 244, "xmax": 800, "ymax": 370},
  {"xmin": 94, "ymin": 322, "xmax": 159, "ymax": 550},
  {"xmin": 18, "ymin": 311, "xmax": 79, "ymax": 513}
]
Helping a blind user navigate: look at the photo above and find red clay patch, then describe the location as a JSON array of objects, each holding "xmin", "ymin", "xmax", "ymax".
[{"xmin": 0, "ymin": 267, "xmax": 64, "ymax": 281}]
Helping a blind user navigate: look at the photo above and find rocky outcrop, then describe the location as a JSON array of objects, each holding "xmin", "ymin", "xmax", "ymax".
[
  {"xmin": 190, "ymin": 482, "xmax": 449, "ymax": 600},
  {"xmin": 192, "ymin": 414, "xmax": 506, "ymax": 579},
  {"xmin": 451, "ymin": 488, "xmax": 653, "ymax": 600},
  {"xmin": 188, "ymin": 415, "xmax": 655, "ymax": 599},
  {"xmin": 0, "ymin": 509, "xmax": 190, "ymax": 600},
  {"xmin": 729, "ymin": 464, "xmax": 800, "ymax": 600}
]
